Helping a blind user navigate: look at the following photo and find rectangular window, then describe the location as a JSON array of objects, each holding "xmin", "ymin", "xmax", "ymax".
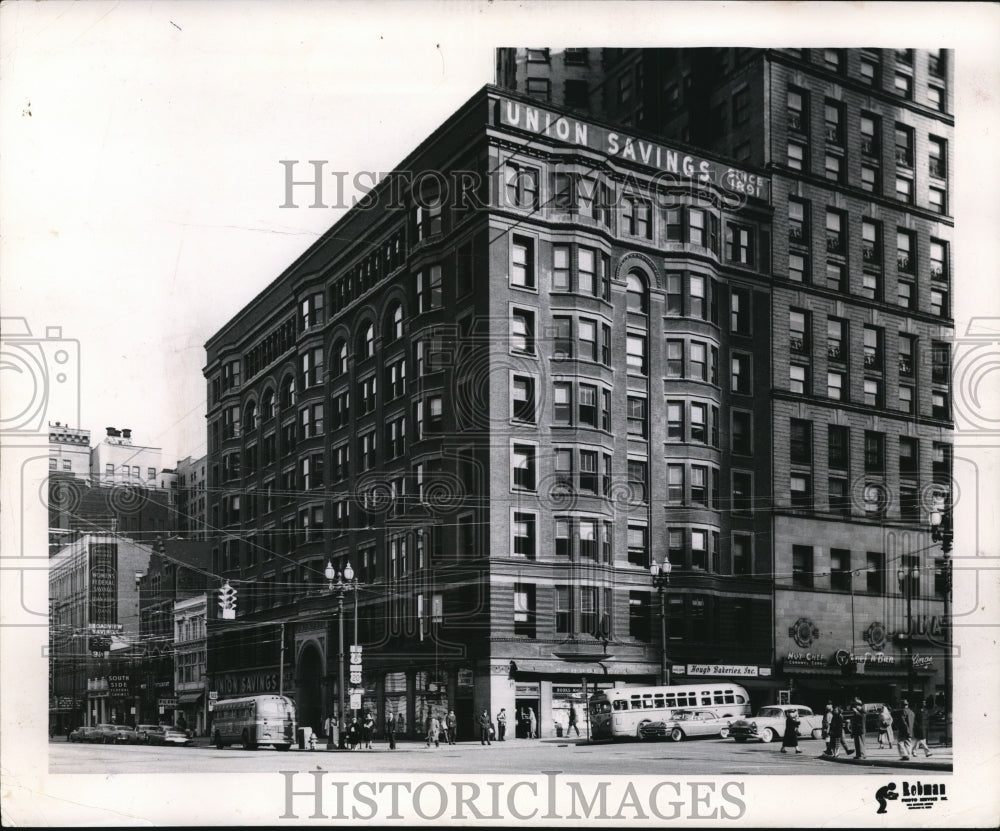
[
  {"xmin": 666, "ymin": 339, "xmax": 684, "ymax": 377},
  {"xmin": 577, "ymin": 383, "xmax": 597, "ymax": 427},
  {"xmin": 826, "ymin": 209, "xmax": 844, "ymax": 254},
  {"xmin": 512, "ymin": 443, "xmax": 536, "ymax": 491},
  {"xmin": 626, "ymin": 334, "xmax": 647, "ymax": 374},
  {"xmin": 787, "ymin": 142, "xmax": 804, "ymax": 171},
  {"xmin": 864, "ymin": 378, "xmax": 881, "ymax": 407},
  {"xmin": 866, "ymin": 552, "xmax": 885, "ymax": 594},
  {"xmin": 629, "ymin": 592, "xmax": 651, "ymax": 641},
  {"xmin": 578, "ymin": 319, "xmax": 598, "ymax": 362},
  {"xmin": 667, "ymin": 401, "xmax": 684, "ymax": 442},
  {"xmin": 899, "ymin": 385, "xmax": 914, "ymax": 414},
  {"xmin": 824, "ymin": 100, "xmax": 843, "ymax": 144},
  {"xmin": 690, "ymin": 341, "xmax": 707, "ymax": 380},
  {"xmin": 554, "ymin": 585, "xmax": 573, "ymax": 634},
  {"xmin": 578, "ymin": 248, "xmax": 596, "ymax": 296},
  {"xmin": 930, "ymin": 239, "xmax": 948, "ymax": 281},
  {"xmin": 667, "ymin": 464, "xmax": 684, "ymax": 504},
  {"xmin": 789, "ymin": 364, "xmax": 808, "ymax": 395},
  {"xmin": 732, "ymin": 471, "xmax": 752, "ymax": 514},
  {"xmin": 579, "ymin": 519, "xmax": 598, "ymax": 560},
  {"xmin": 505, "ymin": 162, "xmax": 539, "ymax": 209},
  {"xmin": 865, "ymin": 431, "xmax": 885, "ymax": 472},
  {"xmin": 790, "ymin": 419, "xmax": 812, "ymax": 464},
  {"xmin": 691, "ymin": 466, "xmax": 707, "ymax": 506},
  {"xmin": 930, "ymin": 288, "xmax": 948, "ymax": 318},
  {"xmin": 691, "ymin": 529, "xmax": 707, "ymax": 570},
  {"xmin": 690, "ymin": 402, "xmax": 707, "ymax": 444},
  {"xmin": 788, "ymin": 197, "xmax": 808, "ymax": 243},
  {"xmin": 580, "ymin": 450, "xmax": 598, "ymax": 494},
  {"xmin": 790, "ymin": 473, "xmax": 812, "ymax": 509},
  {"xmin": 511, "ymin": 236, "xmax": 535, "ymax": 288},
  {"xmin": 732, "ymin": 410, "xmax": 752, "ymax": 455},
  {"xmin": 730, "ymin": 286, "xmax": 750, "ymax": 334},
  {"xmin": 825, "ymin": 153, "xmax": 842, "ymax": 183},
  {"xmin": 830, "ymin": 549, "xmax": 851, "ymax": 591},
  {"xmin": 732, "ymin": 534, "xmax": 751, "ymax": 576},
  {"xmin": 512, "ymin": 512, "xmax": 536, "ymax": 559},
  {"xmin": 731, "ymin": 352, "xmax": 751, "ymax": 394},
  {"xmin": 827, "ymin": 317, "xmax": 845, "ymax": 362},
  {"xmin": 555, "ymin": 517, "xmax": 571, "ymax": 558},
  {"xmin": 829, "ymin": 477, "xmax": 850, "ymax": 516},
  {"xmin": 666, "ymin": 272, "xmax": 682, "ymax": 313},
  {"xmin": 580, "ymin": 587, "xmax": 598, "ymax": 637},
  {"xmin": 827, "ymin": 371, "xmax": 844, "ymax": 401},
  {"xmin": 512, "ymin": 375, "xmax": 536, "ymax": 423},
  {"xmin": 627, "ymin": 396, "xmax": 647, "ymax": 438},
  {"xmin": 828, "ymin": 425, "xmax": 849, "ymax": 470},
  {"xmin": 553, "ymin": 381, "xmax": 572, "ymax": 425},
  {"xmin": 929, "ymin": 186, "xmax": 947, "ymax": 215},
  {"xmin": 897, "ymin": 229, "xmax": 915, "ymax": 273},
  {"xmin": 863, "ymin": 326, "xmax": 882, "ymax": 371},
  {"xmin": 726, "ymin": 224, "xmax": 754, "ymax": 265},
  {"xmin": 931, "ymin": 341, "xmax": 950, "ymax": 384},
  {"xmin": 792, "ymin": 545, "xmax": 814, "ymax": 588},
  {"xmin": 789, "ymin": 309, "xmax": 809, "ymax": 354},
  {"xmin": 789, "ymin": 252, "xmax": 807, "ymax": 283},
  {"xmin": 628, "ymin": 525, "xmax": 649, "ymax": 567},
  {"xmin": 513, "ymin": 584, "xmax": 536, "ymax": 637},
  {"xmin": 553, "ymin": 315, "xmax": 573, "ymax": 359},
  {"xmin": 552, "ymin": 245, "xmax": 571, "ymax": 291},
  {"xmin": 690, "ymin": 274, "xmax": 706, "ymax": 319},
  {"xmin": 628, "ymin": 460, "xmax": 648, "ymax": 503},
  {"xmin": 511, "ymin": 308, "xmax": 535, "ymax": 354},
  {"xmin": 826, "ymin": 261, "xmax": 845, "ymax": 292}
]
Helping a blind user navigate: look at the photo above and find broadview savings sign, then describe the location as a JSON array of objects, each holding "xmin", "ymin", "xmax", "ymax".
[{"xmin": 498, "ymin": 97, "xmax": 770, "ymax": 203}]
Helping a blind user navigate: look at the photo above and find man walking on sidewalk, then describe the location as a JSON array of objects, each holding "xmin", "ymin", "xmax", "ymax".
[
  {"xmin": 896, "ymin": 700, "xmax": 915, "ymax": 760},
  {"xmin": 479, "ymin": 709, "xmax": 492, "ymax": 745},
  {"xmin": 912, "ymin": 700, "xmax": 933, "ymax": 757},
  {"xmin": 445, "ymin": 710, "xmax": 458, "ymax": 745},
  {"xmin": 386, "ymin": 711, "xmax": 397, "ymax": 750},
  {"xmin": 850, "ymin": 699, "xmax": 867, "ymax": 759},
  {"xmin": 496, "ymin": 708, "xmax": 507, "ymax": 741}
]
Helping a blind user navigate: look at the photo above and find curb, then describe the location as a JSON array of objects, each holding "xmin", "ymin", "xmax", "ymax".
[{"xmin": 820, "ymin": 755, "xmax": 953, "ymax": 772}]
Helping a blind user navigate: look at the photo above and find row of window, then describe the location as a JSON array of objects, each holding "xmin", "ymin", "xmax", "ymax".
[
  {"xmin": 791, "ymin": 547, "xmax": 947, "ymax": 598},
  {"xmin": 785, "ymin": 48, "xmax": 947, "ymax": 112}
]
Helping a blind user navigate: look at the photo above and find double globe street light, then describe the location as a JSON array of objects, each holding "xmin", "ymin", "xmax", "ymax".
[
  {"xmin": 325, "ymin": 560, "xmax": 355, "ymax": 747},
  {"xmin": 650, "ymin": 559, "xmax": 673, "ymax": 686}
]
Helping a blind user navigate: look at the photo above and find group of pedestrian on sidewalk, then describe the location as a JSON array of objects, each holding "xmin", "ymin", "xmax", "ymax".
[{"xmin": 818, "ymin": 698, "xmax": 934, "ymax": 761}]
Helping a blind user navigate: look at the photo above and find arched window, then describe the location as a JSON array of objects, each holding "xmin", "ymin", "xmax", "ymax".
[
  {"xmin": 261, "ymin": 388, "xmax": 276, "ymax": 422},
  {"xmin": 385, "ymin": 303, "xmax": 404, "ymax": 343},
  {"xmin": 357, "ymin": 323, "xmax": 375, "ymax": 359},
  {"xmin": 243, "ymin": 400, "xmax": 258, "ymax": 432},
  {"xmin": 332, "ymin": 340, "xmax": 348, "ymax": 378},
  {"xmin": 279, "ymin": 374, "xmax": 296, "ymax": 410},
  {"xmin": 626, "ymin": 271, "xmax": 648, "ymax": 313}
]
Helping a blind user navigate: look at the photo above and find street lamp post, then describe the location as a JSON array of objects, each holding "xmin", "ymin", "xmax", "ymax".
[
  {"xmin": 930, "ymin": 507, "xmax": 953, "ymax": 746},
  {"xmin": 650, "ymin": 559, "xmax": 673, "ymax": 686},
  {"xmin": 897, "ymin": 564, "xmax": 920, "ymax": 704},
  {"xmin": 325, "ymin": 560, "xmax": 355, "ymax": 749}
]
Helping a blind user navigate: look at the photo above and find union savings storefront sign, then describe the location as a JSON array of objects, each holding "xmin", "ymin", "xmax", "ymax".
[{"xmin": 214, "ymin": 671, "xmax": 280, "ymax": 696}]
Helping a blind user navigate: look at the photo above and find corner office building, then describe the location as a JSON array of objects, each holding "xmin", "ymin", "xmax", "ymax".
[
  {"xmin": 206, "ymin": 48, "xmax": 953, "ymax": 738},
  {"xmin": 499, "ymin": 48, "xmax": 954, "ymax": 709},
  {"xmin": 205, "ymin": 84, "xmax": 783, "ymax": 738}
]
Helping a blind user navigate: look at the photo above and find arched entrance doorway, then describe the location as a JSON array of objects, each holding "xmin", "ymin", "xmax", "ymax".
[{"xmin": 295, "ymin": 643, "xmax": 324, "ymax": 735}]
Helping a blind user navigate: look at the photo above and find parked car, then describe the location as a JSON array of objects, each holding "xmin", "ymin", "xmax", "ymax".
[
  {"xmin": 147, "ymin": 726, "xmax": 192, "ymax": 746},
  {"xmin": 639, "ymin": 710, "xmax": 731, "ymax": 742},
  {"xmin": 728, "ymin": 705, "xmax": 824, "ymax": 743},
  {"xmin": 108, "ymin": 725, "xmax": 141, "ymax": 744},
  {"xmin": 68, "ymin": 725, "xmax": 103, "ymax": 743},
  {"xmin": 135, "ymin": 724, "xmax": 165, "ymax": 744}
]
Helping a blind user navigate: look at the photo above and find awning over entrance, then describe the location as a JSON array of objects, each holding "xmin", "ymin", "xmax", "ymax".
[
  {"xmin": 176, "ymin": 690, "xmax": 204, "ymax": 706},
  {"xmin": 510, "ymin": 659, "xmax": 653, "ymax": 677}
]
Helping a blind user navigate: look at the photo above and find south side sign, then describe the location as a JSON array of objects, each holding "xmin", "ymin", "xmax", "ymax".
[{"xmin": 498, "ymin": 98, "xmax": 770, "ymax": 203}]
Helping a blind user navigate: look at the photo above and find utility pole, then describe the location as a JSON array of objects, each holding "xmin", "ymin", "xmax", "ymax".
[{"xmin": 278, "ymin": 622, "xmax": 285, "ymax": 698}]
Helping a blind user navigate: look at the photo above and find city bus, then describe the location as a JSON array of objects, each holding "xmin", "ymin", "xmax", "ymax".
[
  {"xmin": 588, "ymin": 683, "xmax": 751, "ymax": 741},
  {"xmin": 211, "ymin": 694, "xmax": 296, "ymax": 750}
]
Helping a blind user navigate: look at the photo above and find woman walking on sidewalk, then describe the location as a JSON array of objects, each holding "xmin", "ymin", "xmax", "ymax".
[{"xmin": 780, "ymin": 710, "xmax": 802, "ymax": 754}]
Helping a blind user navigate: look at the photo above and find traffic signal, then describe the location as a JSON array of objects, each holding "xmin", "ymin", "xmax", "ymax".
[{"xmin": 218, "ymin": 582, "xmax": 237, "ymax": 619}]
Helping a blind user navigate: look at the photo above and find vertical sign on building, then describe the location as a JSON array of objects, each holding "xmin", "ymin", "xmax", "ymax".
[{"xmin": 88, "ymin": 542, "xmax": 118, "ymax": 627}]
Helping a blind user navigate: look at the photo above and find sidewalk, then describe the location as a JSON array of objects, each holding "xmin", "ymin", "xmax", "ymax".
[{"xmin": 819, "ymin": 742, "xmax": 953, "ymax": 772}]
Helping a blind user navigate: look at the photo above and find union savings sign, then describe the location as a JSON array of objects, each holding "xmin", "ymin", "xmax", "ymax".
[{"xmin": 498, "ymin": 97, "xmax": 770, "ymax": 203}]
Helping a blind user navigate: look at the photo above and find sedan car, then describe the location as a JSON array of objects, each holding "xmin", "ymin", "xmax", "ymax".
[
  {"xmin": 640, "ymin": 710, "xmax": 731, "ymax": 742},
  {"xmin": 108, "ymin": 725, "xmax": 141, "ymax": 744},
  {"xmin": 728, "ymin": 705, "xmax": 824, "ymax": 743},
  {"xmin": 147, "ymin": 726, "xmax": 192, "ymax": 746},
  {"xmin": 135, "ymin": 724, "xmax": 164, "ymax": 744},
  {"xmin": 68, "ymin": 725, "xmax": 103, "ymax": 743}
]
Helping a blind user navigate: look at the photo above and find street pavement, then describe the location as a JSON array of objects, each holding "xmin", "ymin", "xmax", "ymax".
[{"xmin": 49, "ymin": 734, "xmax": 952, "ymax": 775}]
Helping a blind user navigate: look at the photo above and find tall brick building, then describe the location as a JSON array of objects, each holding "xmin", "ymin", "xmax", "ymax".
[
  {"xmin": 204, "ymin": 82, "xmax": 799, "ymax": 739},
  {"xmin": 498, "ymin": 48, "xmax": 954, "ymax": 708}
]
